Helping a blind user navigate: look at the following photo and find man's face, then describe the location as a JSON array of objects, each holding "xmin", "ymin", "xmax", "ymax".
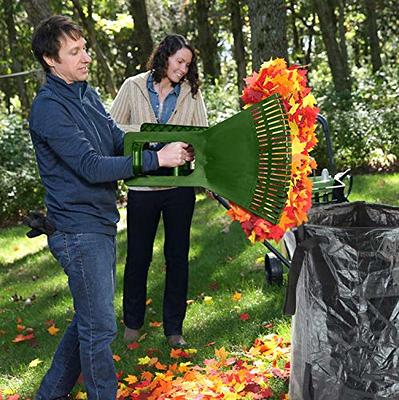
[{"xmin": 44, "ymin": 34, "xmax": 92, "ymax": 84}]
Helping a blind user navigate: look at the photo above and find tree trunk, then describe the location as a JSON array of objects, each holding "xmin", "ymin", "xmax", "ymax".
[
  {"xmin": 364, "ymin": 0, "xmax": 382, "ymax": 73},
  {"xmin": 196, "ymin": 0, "xmax": 220, "ymax": 83},
  {"xmin": 313, "ymin": 0, "xmax": 351, "ymax": 96},
  {"xmin": 3, "ymin": 0, "xmax": 30, "ymax": 111},
  {"xmin": 71, "ymin": 0, "xmax": 116, "ymax": 96},
  {"xmin": 128, "ymin": 0, "xmax": 153, "ymax": 72},
  {"xmin": 248, "ymin": 0, "xmax": 289, "ymax": 70},
  {"xmin": 0, "ymin": 37, "xmax": 12, "ymax": 112},
  {"xmin": 338, "ymin": 0, "xmax": 349, "ymax": 76},
  {"xmin": 21, "ymin": 0, "xmax": 52, "ymax": 27},
  {"xmin": 305, "ymin": 12, "xmax": 316, "ymax": 66},
  {"xmin": 230, "ymin": 0, "xmax": 246, "ymax": 95},
  {"xmin": 288, "ymin": 0, "xmax": 301, "ymax": 62}
]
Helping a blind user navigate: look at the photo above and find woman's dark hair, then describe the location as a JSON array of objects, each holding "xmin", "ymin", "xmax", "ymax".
[
  {"xmin": 32, "ymin": 15, "xmax": 83, "ymax": 72},
  {"xmin": 147, "ymin": 34, "xmax": 199, "ymax": 97}
]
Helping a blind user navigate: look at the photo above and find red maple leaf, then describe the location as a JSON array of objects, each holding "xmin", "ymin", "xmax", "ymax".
[
  {"xmin": 239, "ymin": 313, "xmax": 250, "ymax": 321},
  {"xmin": 12, "ymin": 333, "xmax": 35, "ymax": 343}
]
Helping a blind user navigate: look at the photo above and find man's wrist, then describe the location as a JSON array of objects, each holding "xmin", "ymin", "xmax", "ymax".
[{"xmin": 142, "ymin": 150, "xmax": 159, "ymax": 173}]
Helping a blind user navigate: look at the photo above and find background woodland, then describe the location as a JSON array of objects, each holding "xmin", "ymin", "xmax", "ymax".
[{"xmin": 0, "ymin": 0, "xmax": 398, "ymax": 225}]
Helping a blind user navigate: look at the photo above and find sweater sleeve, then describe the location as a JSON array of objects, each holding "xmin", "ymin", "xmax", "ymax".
[
  {"xmin": 107, "ymin": 113, "xmax": 159, "ymax": 173},
  {"xmin": 192, "ymin": 89, "xmax": 209, "ymax": 127},
  {"xmin": 110, "ymin": 79, "xmax": 142, "ymax": 132},
  {"xmin": 30, "ymin": 97, "xmax": 157, "ymax": 184}
]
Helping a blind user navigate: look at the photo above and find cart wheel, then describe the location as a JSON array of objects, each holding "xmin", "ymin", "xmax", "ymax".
[{"xmin": 265, "ymin": 253, "xmax": 284, "ymax": 285}]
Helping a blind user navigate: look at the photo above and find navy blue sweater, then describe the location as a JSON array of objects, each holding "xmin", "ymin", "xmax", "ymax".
[{"xmin": 29, "ymin": 74, "xmax": 158, "ymax": 235}]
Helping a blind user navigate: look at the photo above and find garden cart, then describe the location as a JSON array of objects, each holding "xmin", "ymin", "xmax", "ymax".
[{"xmin": 213, "ymin": 114, "xmax": 353, "ymax": 285}]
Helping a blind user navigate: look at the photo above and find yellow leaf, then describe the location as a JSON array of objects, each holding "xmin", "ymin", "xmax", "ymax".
[
  {"xmin": 137, "ymin": 355, "xmax": 151, "ymax": 365},
  {"xmin": 3, "ymin": 389, "xmax": 16, "ymax": 395},
  {"xmin": 289, "ymin": 120, "xmax": 299, "ymax": 136},
  {"xmin": 75, "ymin": 391, "xmax": 87, "ymax": 400},
  {"xmin": 203, "ymin": 296, "xmax": 213, "ymax": 304},
  {"xmin": 291, "ymin": 137, "xmax": 306, "ymax": 155},
  {"xmin": 234, "ymin": 382, "xmax": 246, "ymax": 392},
  {"xmin": 223, "ymin": 392, "xmax": 240, "ymax": 400},
  {"xmin": 302, "ymin": 93, "xmax": 316, "ymax": 107},
  {"xmin": 29, "ymin": 358, "xmax": 43, "ymax": 368},
  {"xmin": 124, "ymin": 374, "xmax": 138, "ymax": 385},
  {"xmin": 215, "ymin": 347, "xmax": 229, "ymax": 361},
  {"xmin": 145, "ymin": 298, "xmax": 152, "ymax": 305},
  {"xmin": 261, "ymin": 57, "xmax": 286, "ymax": 71},
  {"xmin": 231, "ymin": 292, "xmax": 242, "ymax": 302},
  {"xmin": 47, "ymin": 325, "xmax": 60, "ymax": 336},
  {"xmin": 179, "ymin": 361, "xmax": 192, "ymax": 368},
  {"xmin": 288, "ymin": 101, "xmax": 299, "ymax": 115},
  {"xmin": 256, "ymin": 256, "xmax": 264, "ymax": 264}
]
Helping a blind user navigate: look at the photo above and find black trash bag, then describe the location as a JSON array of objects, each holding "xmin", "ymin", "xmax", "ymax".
[{"xmin": 286, "ymin": 202, "xmax": 399, "ymax": 400}]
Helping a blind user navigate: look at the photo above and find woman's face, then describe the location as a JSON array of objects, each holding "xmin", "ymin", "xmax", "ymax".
[{"xmin": 165, "ymin": 48, "xmax": 193, "ymax": 83}]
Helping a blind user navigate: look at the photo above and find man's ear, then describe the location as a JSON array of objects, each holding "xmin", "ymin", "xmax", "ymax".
[{"xmin": 43, "ymin": 54, "xmax": 55, "ymax": 69}]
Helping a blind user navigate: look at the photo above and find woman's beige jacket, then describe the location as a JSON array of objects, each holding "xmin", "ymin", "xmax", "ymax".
[{"xmin": 110, "ymin": 71, "xmax": 208, "ymax": 191}]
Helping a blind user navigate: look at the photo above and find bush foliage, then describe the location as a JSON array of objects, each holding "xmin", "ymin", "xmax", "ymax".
[
  {"xmin": 0, "ymin": 113, "xmax": 44, "ymax": 227},
  {"xmin": 311, "ymin": 65, "xmax": 399, "ymax": 172}
]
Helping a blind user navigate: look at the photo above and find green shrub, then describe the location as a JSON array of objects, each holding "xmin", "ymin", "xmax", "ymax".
[
  {"xmin": 0, "ymin": 112, "xmax": 44, "ymax": 227},
  {"xmin": 201, "ymin": 78, "xmax": 241, "ymax": 125},
  {"xmin": 311, "ymin": 65, "xmax": 399, "ymax": 172}
]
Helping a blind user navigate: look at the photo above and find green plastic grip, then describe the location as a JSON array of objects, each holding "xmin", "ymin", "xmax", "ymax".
[{"xmin": 131, "ymin": 142, "xmax": 144, "ymax": 176}]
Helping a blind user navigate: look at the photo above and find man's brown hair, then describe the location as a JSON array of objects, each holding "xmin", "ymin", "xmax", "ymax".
[{"xmin": 32, "ymin": 15, "xmax": 83, "ymax": 72}]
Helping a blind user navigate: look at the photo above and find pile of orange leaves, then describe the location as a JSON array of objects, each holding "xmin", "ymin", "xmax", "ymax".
[
  {"xmin": 115, "ymin": 334, "xmax": 290, "ymax": 400},
  {"xmin": 1, "ymin": 335, "xmax": 290, "ymax": 400},
  {"xmin": 227, "ymin": 58, "xmax": 319, "ymax": 242}
]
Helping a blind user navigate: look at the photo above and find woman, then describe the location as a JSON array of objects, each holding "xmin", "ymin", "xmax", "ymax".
[{"xmin": 111, "ymin": 35, "xmax": 208, "ymax": 347}]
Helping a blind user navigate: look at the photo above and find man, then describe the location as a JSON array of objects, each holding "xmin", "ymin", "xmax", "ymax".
[{"xmin": 30, "ymin": 15, "xmax": 192, "ymax": 400}]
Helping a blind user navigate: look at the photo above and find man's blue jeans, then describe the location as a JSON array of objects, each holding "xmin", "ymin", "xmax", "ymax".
[{"xmin": 36, "ymin": 232, "xmax": 118, "ymax": 400}]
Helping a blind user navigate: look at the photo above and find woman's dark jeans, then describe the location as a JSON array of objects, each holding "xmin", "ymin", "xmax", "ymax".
[{"xmin": 124, "ymin": 187, "xmax": 195, "ymax": 336}]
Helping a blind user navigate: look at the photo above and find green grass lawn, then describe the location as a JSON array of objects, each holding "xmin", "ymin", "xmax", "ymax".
[
  {"xmin": 0, "ymin": 194, "xmax": 290, "ymax": 399},
  {"xmin": 0, "ymin": 172, "xmax": 397, "ymax": 399},
  {"xmin": 348, "ymin": 172, "xmax": 399, "ymax": 206}
]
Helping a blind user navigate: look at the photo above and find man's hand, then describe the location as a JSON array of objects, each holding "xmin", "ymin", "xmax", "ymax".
[{"xmin": 157, "ymin": 142, "xmax": 194, "ymax": 168}]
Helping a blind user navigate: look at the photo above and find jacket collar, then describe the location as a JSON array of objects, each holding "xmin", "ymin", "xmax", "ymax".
[
  {"xmin": 147, "ymin": 73, "xmax": 181, "ymax": 97},
  {"xmin": 45, "ymin": 73, "xmax": 88, "ymax": 100}
]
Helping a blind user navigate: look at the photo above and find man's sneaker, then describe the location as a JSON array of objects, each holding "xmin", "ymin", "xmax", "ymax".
[
  {"xmin": 123, "ymin": 327, "xmax": 140, "ymax": 342},
  {"xmin": 166, "ymin": 335, "xmax": 188, "ymax": 348}
]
